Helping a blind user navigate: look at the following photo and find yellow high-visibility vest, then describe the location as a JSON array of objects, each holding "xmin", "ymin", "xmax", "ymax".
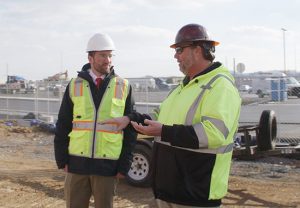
[
  {"xmin": 156, "ymin": 65, "xmax": 241, "ymax": 199},
  {"xmin": 68, "ymin": 76, "xmax": 129, "ymax": 160}
]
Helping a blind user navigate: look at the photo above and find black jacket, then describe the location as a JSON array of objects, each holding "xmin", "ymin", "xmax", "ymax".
[{"xmin": 54, "ymin": 66, "xmax": 137, "ymax": 176}]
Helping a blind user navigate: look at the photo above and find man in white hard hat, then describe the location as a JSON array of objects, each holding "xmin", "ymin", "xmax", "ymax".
[{"xmin": 54, "ymin": 33, "xmax": 137, "ymax": 208}]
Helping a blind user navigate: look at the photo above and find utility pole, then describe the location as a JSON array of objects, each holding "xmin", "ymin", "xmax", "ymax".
[
  {"xmin": 6, "ymin": 63, "xmax": 9, "ymax": 120},
  {"xmin": 295, "ymin": 44, "xmax": 297, "ymax": 71},
  {"xmin": 233, "ymin": 58, "xmax": 236, "ymax": 77},
  {"xmin": 281, "ymin": 28, "xmax": 287, "ymax": 73}
]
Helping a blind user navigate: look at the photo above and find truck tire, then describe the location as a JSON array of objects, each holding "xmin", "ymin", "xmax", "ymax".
[
  {"xmin": 127, "ymin": 144, "xmax": 152, "ymax": 187},
  {"xmin": 257, "ymin": 110, "xmax": 277, "ymax": 151}
]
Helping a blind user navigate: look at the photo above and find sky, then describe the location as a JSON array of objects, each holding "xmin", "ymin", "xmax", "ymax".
[{"xmin": 0, "ymin": 0, "xmax": 300, "ymax": 81}]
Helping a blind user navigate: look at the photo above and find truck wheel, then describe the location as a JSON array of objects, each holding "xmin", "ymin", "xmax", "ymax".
[
  {"xmin": 257, "ymin": 110, "xmax": 277, "ymax": 151},
  {"xmin": 127, "ymin": 144, "xmax": 152, "ymax": 187}
]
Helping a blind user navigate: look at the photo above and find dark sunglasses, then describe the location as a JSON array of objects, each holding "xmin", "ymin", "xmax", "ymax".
[{"xmin": 175, "ymin": 45, "xmax": 194, "ymax": 54}]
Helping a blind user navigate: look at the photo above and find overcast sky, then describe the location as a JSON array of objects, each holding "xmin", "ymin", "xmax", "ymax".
[{"xmin": 0, "ymin": 0, "xmax": 299, "ymax": 81}]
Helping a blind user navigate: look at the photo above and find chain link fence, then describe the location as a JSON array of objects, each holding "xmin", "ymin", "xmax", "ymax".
[{"xmin": 0, "ymin": 78, "xmax": 300, "ymax": 145}]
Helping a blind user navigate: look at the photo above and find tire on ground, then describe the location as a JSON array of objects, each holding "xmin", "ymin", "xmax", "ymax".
[
  {"xmin": 127, "ymin": 144, "xmax": 152, "ymax": 187},
  {"xmin": 257, "ymin": 110, "xmax": 277, "ymax": 151}
]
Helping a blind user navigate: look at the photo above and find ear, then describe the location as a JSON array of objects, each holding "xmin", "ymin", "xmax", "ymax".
[
  {"xmin": 193, "ymin": 46, "xmax": 204, "ymax": 60},
  {"xmin": 193, "ymin": 46, "xmax": 201, "ymax": 55},
  {"xmin": 88, "ymin": 54, "xmax": 93, "ymax": 63}
]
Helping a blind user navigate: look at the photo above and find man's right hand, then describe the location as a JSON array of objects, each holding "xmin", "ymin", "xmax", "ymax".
[
  {"xmin": 101, "ymin": 116, "xmax": 130, "ymax": 131},
  {"xmin": 64, "ymin": 164, "xmax": 68, "ymax": 172}
]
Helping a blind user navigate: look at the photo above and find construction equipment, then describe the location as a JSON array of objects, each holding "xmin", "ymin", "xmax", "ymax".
[
  {"xmin": 46, "ymin": 70, "xmax": 68, "ymax": 81},
  {"xmin": 0, "ymin": 75, "xmax": 35, "ymax": 94}
]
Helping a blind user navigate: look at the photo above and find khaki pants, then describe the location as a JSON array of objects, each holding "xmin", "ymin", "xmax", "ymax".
[
  {"xmin": 64, "ymin": 173, "xmax": 116, "ymax": 208},
  {"xmin": 156, "ymin": 199, "xmax": 220, "ymax": 208}
]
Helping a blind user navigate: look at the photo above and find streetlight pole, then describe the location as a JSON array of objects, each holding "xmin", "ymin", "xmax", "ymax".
[{"xmin": 281, "ymin": 28, "xmax": 287, "ymax": 73}]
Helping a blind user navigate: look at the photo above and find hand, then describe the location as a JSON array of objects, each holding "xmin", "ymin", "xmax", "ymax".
[
  {"xmin": 64, "ymin": 164, "xmax": 68, "ymax": 172},
  {"xmin": 101, "ymin": 116, "xmax": 130, "ymax": 131},
  {"xmin": 131, "ymin": 119, "xmax": 162, "ymax": 136},
  {"xmin": 116, "ymin": 172, "xmax": 125, "ymax": 179}
]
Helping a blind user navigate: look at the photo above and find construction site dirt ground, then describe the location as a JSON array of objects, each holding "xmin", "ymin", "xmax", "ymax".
[{"xmin": 0, "ymin": 124, "xmax": 300, "ymax": 208}]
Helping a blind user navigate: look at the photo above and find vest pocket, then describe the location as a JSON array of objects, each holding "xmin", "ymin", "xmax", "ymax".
[
  {"xmin": 110, "ymin": 98, "xmax": 125, "ymax": 117},
  {"xmin": 95, "ymin": 132, "xmax": 123, "ymax": 159},
  {"xmin": 68, "ymin": 130, "xmax": 91, "ymax": 157},
  {"xmin": 72, "ymin": 96, "xmax": 86, "ymax": 116}
]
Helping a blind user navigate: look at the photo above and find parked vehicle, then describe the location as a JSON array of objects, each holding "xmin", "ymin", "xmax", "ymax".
[
  {"xmin": 0, "ymin": 75, "xmax": 35, "ymax": 94},
  {"xmin": 127, "ymin": 77, "xmax": 156, "ymax": 91},
  {"xmin": 250, "ymin": 72, "xmax": 287, "ymax": 98},
  {"xmin": 286, "ymin": 77, "xmax": 300, "ymax": 97},
  {"xmin": 126, "ymin": 110, "xmax": 281, "ymax": 187},
  {"xmin": 153, "ymin": 77, "xmax": 178, "ymax": 91},
  {"xmin": 238, "ymin": 84, "xmax": 252, "ymax": 93}
]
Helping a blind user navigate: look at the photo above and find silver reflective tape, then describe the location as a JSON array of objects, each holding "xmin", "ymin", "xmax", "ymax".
[
  {"xmin": 73, "ymin": 122, "xmax": 93, "ymax": 129},
  {"xmin": 202, "ymin": 116, "xmax": 229, "ymax": 139},
  {"xmin": 74, "ymin": 79, "xmax": 83, "ymax": 96},
  {"xmin": 185, "ymin": 74, "xmax": 234, "ymax": 125},
  {"xmin": 115, "ymin": 78, "xmax": 125, "ymax": 99},
  {"xmin": 193, "ymin": 123, "xmax": 209, "ymax": 148},
  {"xmin": 96, "ymin": 123, "xmax": 120, "ymax": 133},
  {"xmin": 185, "ymin": 90, "xmax": 205, "ymax": 125},
  {"xmin": 155, "ymin": 139, "xmax": 234, "ymax": 154}
]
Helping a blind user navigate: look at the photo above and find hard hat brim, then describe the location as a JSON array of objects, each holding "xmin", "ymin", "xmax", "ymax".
[{"xmin": 170, "ymin": 40, "xmax": 220, "ymax": 48}]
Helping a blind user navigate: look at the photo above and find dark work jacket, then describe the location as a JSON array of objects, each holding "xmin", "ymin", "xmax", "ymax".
[{"xmin": 54, "ymin": 66, "xmax": 137, "ymax": 176}]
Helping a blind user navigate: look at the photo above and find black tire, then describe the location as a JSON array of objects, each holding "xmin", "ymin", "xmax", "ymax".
[
  {"xmin": 257, "ymin": 110, "xmax": 277, "ymax": 151},
  {"xmin": 126, "ymin": 144, "xmax": 152, "ymax": 187}
]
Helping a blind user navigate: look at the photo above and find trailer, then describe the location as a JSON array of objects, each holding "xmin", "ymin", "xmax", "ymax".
[{"xmin": 126, "ymin": 110, "xmax": 300, "ymax": 187}]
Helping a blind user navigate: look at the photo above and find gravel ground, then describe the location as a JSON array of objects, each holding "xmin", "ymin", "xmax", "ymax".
[{"xmin": 0, "ymin": 123, "xmax": 300, "ymax": 207}]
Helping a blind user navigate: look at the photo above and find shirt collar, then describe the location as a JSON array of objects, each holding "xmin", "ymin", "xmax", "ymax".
[
  {"xmin": 89, "ymin": 70, "xmax": 105, "ymax": 85},
  {"xmin": 183, "ymin": 62, "xmax": 221, "ymax": 86}
]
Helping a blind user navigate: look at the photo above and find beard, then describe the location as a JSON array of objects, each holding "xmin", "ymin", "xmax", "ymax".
[
  {"xmin": 179, "ymin": 64, "xmax": 188, "ymax": 75},
  {"xmin": 93, "ymin": 63, "xmax": 111, "ymax": 75}
]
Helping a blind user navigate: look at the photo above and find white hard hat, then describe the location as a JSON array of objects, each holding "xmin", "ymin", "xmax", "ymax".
[{"xmin": 86, "ymin": 33, "xmax": 115, "ymax": 52}]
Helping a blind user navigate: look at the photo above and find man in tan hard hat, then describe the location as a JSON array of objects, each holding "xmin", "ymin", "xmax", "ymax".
[
  {"xmin": 103, "ymin": 23, "xmax": 241, "ymax": 208},
  {"xmin": 54, "ymin": 33, "xmax": 137, "ymax": 208}
]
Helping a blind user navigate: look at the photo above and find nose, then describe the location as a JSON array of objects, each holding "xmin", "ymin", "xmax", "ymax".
[
  {"xmin": 174, "ymin": 52, "xmax": 179, "ymax": 59},
  {"xmin": 104, "ymin": 56, "xmax": 112, "ymax": 63}
]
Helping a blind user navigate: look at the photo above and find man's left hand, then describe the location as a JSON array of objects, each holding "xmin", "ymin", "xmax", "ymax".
[
  {"xmin": 116, "ymin": 172, "xmax": 125, "ymax": 179},
  {"xmin": 131, "ymin": 119, "xmax": 162, "ymax": 136}
]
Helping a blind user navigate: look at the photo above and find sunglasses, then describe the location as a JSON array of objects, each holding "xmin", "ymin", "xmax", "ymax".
[{"xmin": 175, "ymin": 45, "xmax": 194, "ymax": 54}]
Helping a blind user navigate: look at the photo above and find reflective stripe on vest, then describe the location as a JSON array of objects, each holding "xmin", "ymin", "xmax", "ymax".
[
  {"xmin": 114, "ymin": 77, "xmax": 126, "ymax": 100},
  {"xmin": 74, "ymin": 79, "xmax": 84, "ymax": 96},
  {"xmin": 72, "ymin": 77, "xmax": 127, "ymax": 100},
  {"xmin": 155, "ymin": 139, "xmax": 234, "ymax": 154},
  {"xmin": 156, "ymin": 74, "xmax": 235, "ymax": 154},
  {"xmin": 73, "ymin": 121, "xmax": 121, "ymax": 134}
]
